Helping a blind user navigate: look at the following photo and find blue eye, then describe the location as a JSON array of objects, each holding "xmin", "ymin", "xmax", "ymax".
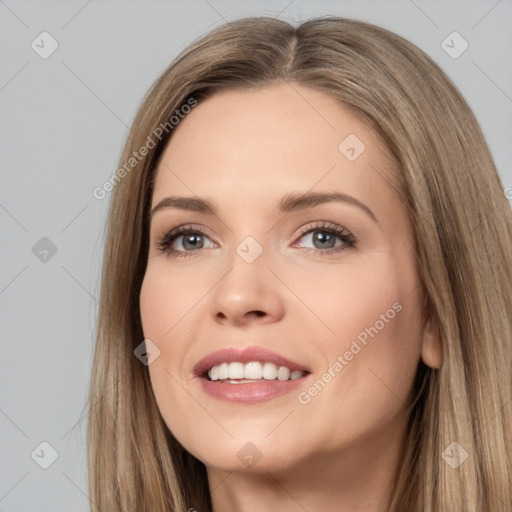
[
  {"xmin": 155, "ymin": 221, "xmax": 356, "ymax": 259},
  {"xmin": 293, "ymin": 222, "xmax": 356, "ymax": 254},
  {"xmin": 156, "ymin": 226, "xmax": 214, "ymax": 258}
]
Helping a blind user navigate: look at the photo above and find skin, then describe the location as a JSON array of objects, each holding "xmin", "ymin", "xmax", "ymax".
[{"xmin": 139, "ymin": 83, "xmax": 442, "ymax": 512}]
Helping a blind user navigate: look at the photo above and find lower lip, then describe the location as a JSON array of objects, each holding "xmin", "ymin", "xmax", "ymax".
[{"xmin": 197, "ymin": 376, "xmax": 309, "ymax": 403}]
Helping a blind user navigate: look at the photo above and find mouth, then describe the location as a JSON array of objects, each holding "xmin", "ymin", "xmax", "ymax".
[
  {"xmin": 193, "ymin": 346, "xmax": 311, "ymax": 403},
  {"xmin": 206, "ymin": 361, "xmax": 307, "ymax": 382}
]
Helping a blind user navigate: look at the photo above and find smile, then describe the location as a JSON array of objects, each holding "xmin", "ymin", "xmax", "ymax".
[
  {"xmin": 208, "ymin": 361, "xmax": 306, "ymax": 382},
  {"xmin": 194, "ymin": 346, "xmax": 311, "ymax": 403}
]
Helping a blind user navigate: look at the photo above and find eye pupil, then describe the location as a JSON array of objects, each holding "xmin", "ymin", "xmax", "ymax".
[
  {"xmin": 313, "ymin": 231, "xmax": 335, "ymax": 249},
  {"xmin": 183, "ymin": 234, "xmax": 204, "ymax": 250}
]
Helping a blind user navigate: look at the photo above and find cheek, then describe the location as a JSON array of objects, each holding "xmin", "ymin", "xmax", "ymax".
[
  {"xmin": 139, "ymin": 263, "xmax": 205, "ymax": 340},
  {"xmin": 300, "ymin": 258, "xmax": 424, "ymax": 432},
  {"xmin": 290, "ymin": 255, "xmax": 421, "ymax": 357},
  {"xmin": 139, "ymin": 269, "xmax": 198, "ymax": 450},
  {"xmin": 139, "ymin": 264, "xmax": 218, "ymax": 430}
]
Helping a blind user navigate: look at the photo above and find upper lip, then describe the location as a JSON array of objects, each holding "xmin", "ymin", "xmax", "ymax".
[{"xmin": 193, "ymin": 346, "xmax": 310, "ymax": 378}]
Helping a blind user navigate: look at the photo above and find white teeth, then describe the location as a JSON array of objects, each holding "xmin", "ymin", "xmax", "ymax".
[
  {"xmin": 228, "ymin": 362, "xmax": 244, "ymax": 379},
  {"xmin": 277, "ymin": 366, "xmax": 291, "ymax": 381},
  {"xmin": 217, "ymin": 362, "xmax": 229, "ymax": 380},
  {"xmin": 209, "ymin": 366, "xmax": 219, "ymax": 381},
  {"xmin": 262, "ymin": 362, "xmax": 277, "ymax": 380},
  {"xmin": 244, "ymin": 361, "xmax": 263, "ymax": 379},
  {"xmin": 206, "ymin": 361, "xmax": 306, "ymax": 382}
]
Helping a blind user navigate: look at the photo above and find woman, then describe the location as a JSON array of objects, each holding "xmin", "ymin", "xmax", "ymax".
[{"xmin": 87, "ymin": 16, "xmax": 512, "ymax": 511}]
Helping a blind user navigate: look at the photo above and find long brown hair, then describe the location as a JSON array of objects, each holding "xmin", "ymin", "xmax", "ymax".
[{"xmin": 87, "ymin": 16, "xmax": 512, "ymax": 511}]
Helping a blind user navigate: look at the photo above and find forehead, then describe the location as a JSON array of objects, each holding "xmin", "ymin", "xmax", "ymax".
[{"xmin": 151, "ymin": 83, "xmax": 397, "ymax": 216}]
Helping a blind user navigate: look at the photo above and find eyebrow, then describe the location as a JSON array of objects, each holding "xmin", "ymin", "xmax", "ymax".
[{"xmin": 150, "ymin": 191, "xmax": 378, "ymax": 223}]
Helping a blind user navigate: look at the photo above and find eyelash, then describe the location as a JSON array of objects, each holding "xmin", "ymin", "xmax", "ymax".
[{"xmin": 154, "ymin": 222, "xmax": 356, "ymax": 260}]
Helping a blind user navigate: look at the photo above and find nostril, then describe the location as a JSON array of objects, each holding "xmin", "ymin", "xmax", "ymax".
[{"xmin": 215, "ymin": 310, "xmax": 267, "ymax": 323}]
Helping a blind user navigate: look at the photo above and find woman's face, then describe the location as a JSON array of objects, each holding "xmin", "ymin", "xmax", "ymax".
[{"xmin": 139, "ymin": 83, "xmax": 439, "ymax": 475}]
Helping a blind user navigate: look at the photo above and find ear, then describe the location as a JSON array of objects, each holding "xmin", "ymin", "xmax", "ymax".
[{"xmin": 421, "ymin": 317, "xmax": 443, "ymax": 369}]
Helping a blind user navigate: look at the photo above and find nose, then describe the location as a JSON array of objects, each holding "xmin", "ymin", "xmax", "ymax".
[{"xmin": 209, "ymin": 249, "xmax": 285, "ymax": 327}]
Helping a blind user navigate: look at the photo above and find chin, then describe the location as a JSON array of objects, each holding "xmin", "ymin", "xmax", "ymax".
[{"xmin": 174, "ymin": 429, "xmax": 304, "ymax": 474}]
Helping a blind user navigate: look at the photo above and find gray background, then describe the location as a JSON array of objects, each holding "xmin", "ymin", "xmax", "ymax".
[{"xmin": 0, "ymin": 0, "xmax": 511, "ymax": 510}]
